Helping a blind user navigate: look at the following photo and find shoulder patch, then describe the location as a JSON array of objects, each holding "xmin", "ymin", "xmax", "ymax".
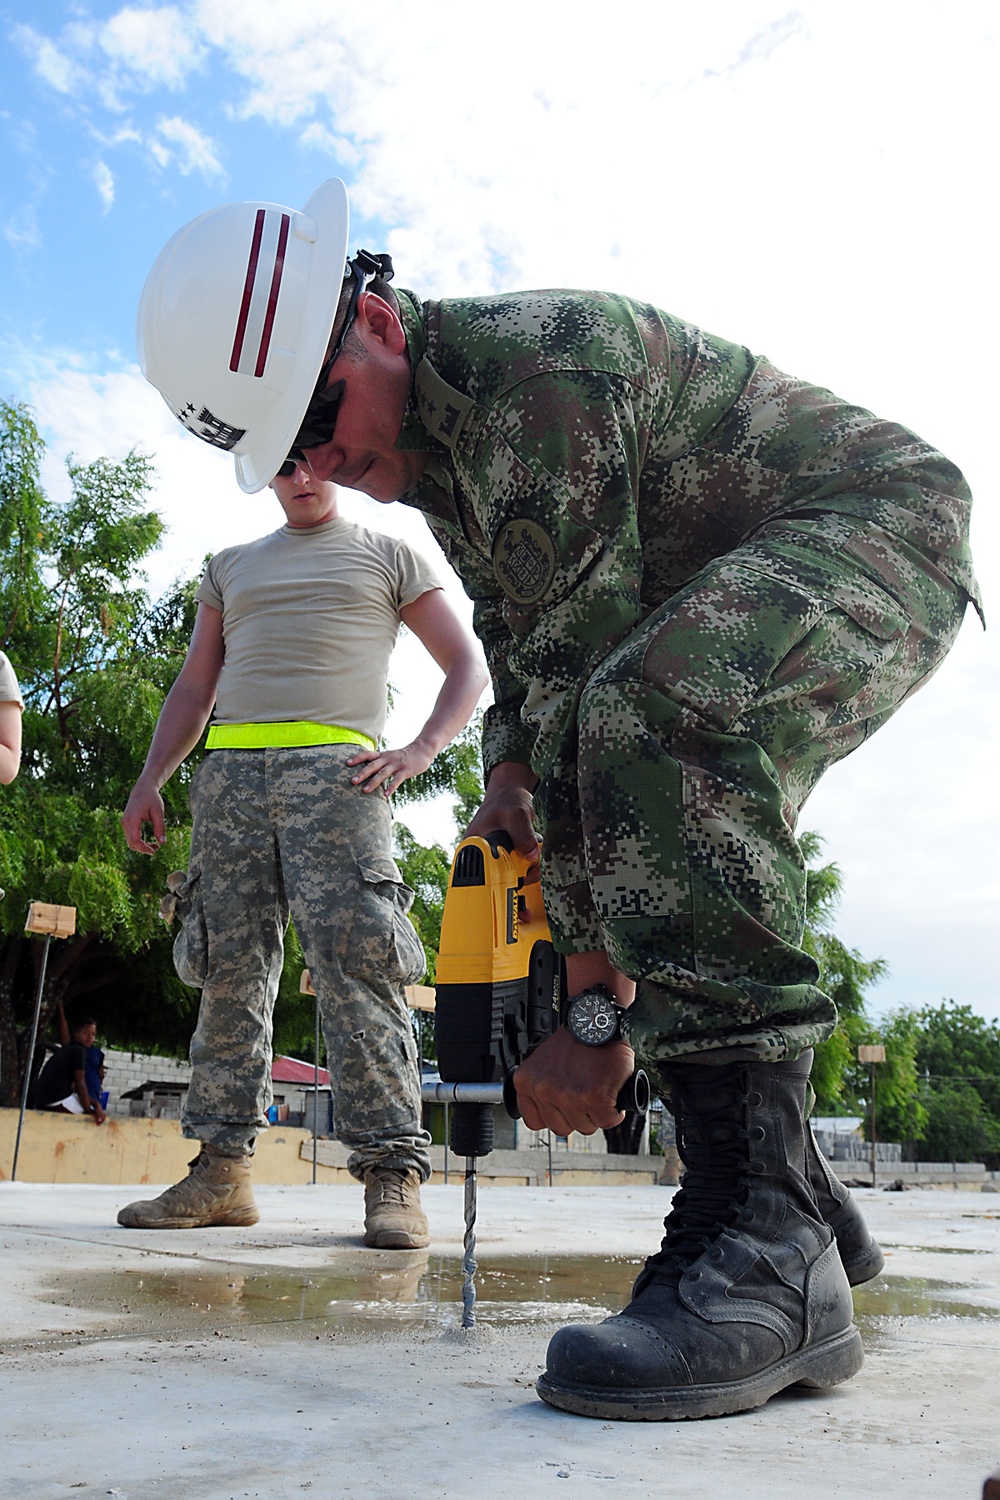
[{"xmin": 492, "ymin": 519, "xmax": 556, "ymax": 603}]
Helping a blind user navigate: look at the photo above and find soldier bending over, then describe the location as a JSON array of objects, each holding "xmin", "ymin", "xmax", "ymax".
[{"xmin": 135, "ymin": 180, "xmax": 980, "ymax": 1418}]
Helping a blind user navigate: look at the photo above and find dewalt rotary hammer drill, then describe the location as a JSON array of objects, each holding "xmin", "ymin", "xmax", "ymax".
[{"xmin": 423, "ymin": 832, "xmax": 648, "ymax": 1325}]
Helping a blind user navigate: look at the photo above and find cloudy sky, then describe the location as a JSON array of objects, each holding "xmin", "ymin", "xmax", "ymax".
[{"xmin": 1, "ymin": 1, "xmax": 997, "ymax": 1021}]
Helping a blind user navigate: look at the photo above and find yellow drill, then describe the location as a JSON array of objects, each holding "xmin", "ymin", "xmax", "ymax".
[{"xmin": 424, "ymin": 832, "xmax": 648, "ymax": 1326}]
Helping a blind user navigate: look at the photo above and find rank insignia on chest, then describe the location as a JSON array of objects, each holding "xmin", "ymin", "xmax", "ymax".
[{"xmin": 492, "ymin": 519, "xmax": 557, "ymax": 604}]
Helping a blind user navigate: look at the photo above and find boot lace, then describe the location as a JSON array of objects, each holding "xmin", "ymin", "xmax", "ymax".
[
  {"xmin": 369, "ymin": 1168, "xmax": 410, "ymax": 1205},
  {"xmin": 640, "ymin": 1081, "xmax": 754, "ymax": 1286}
]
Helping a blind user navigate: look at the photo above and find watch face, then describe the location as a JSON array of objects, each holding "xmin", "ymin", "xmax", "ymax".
[{"xmin": 568, "ymin": 990, "xmax": 619, "ymax": 1046}]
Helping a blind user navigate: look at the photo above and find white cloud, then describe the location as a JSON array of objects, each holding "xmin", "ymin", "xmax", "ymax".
[
  {"xmin": 93, "ymin": 160, "xmax": 115, "ymax": 211},
  {"xmin": 4, "ymin": 205, "xmax": 41, "ymax": 252},
  {"xmin": 12, "ymin": 23, "xmax": 87, "ymax": 94},
  {"xmin": 298, "ymin": 121, "xmax": 359, "ymax": 166},
  {"xmin": 152, "ymin": 115, "xmax": 224, "ymax": 178},
  {"xmin": 29, "ymin": 363, "xmax": 271, "ymax": 596},
  {"xmin": 99, "ymin": 5, "xmax": 206, "ymax": 89}
]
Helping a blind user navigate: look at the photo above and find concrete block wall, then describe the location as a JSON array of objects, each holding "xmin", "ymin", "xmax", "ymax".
[{"xmin": 100, "ymin": 1048, "xmax": 192, "ymax": 1115}]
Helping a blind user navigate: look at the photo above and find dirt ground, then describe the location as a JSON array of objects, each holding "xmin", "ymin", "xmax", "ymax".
[{"xmin": 1, "ymin": 1180, "xmax": 997, "ymax": 1499}]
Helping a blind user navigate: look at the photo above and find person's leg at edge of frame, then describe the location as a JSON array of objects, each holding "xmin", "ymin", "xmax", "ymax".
[
  {"xmin": 273, "ymin": 744, "xmax": 432, "ymax": 1250},
  {"xmin": 535, "ymin": 527, "xmax": 967, "ymax": 1420},
  {"xmin": 118, "ymin": 751, "xmax": 285, "ymax": 1230}
]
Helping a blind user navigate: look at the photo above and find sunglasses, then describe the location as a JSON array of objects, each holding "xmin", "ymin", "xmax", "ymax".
[{"xmin": 278, "ymin": 249, "xmax": 393, "ymax": 479}]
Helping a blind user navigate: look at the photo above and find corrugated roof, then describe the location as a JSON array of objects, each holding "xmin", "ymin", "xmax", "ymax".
[{"xmin": 271, "ymin": 1055, "xmax": 331, "ymax": 1086}]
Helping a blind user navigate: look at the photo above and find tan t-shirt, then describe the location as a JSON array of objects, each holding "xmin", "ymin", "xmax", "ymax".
[
  {"xmin": 195, "ymin": 518, "xmax": 441, "ymax": 741},
  {"xmin": 0, "ymin": 652, "xmax": 23, "ymax": 707}
]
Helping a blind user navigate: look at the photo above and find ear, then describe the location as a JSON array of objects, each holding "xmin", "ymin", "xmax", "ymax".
[{"xmin": 357, "ymin": 292, "xmax": 407, "ymax": 356}]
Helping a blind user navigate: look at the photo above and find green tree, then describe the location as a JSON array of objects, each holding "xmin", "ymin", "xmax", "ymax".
[
  {"xmin": 912, "ymin": 1001, "xmax": 1000, "ymax": 1118},
  {"xmin": 910, "ymin": 1001, "xmax": 1000, "ymax": 1165},
  {"xmin": 868, "ymin": 1007, "xmax": 928, "ymax": 1144},
  {"xmin": 919, "ymin": 1079, "xmax": 1000, "ymax": 1164},
  {"xmin": 0, "ymin": 405, "xmax": 488, "ymax": 1099},
  {"xmin": 800, "ymin": 831, "xmax": 890, "ymax": 1116},
  {"xmin": 0, "ymin": 401, "xmax": 200, "ymax": 1105}
]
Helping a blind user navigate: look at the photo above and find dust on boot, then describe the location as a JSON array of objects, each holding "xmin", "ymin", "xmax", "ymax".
[
  {"xmin": 538, "ymin": 1051, "xmax": 863, "ymax": 1421},
  {"xmin": 116, "ymin": 1143, "xmax": 259, "ymax": 1229},
  {"xmin": 363, "ymin": 1165, "xmax": 429, "ymax": 1249}
]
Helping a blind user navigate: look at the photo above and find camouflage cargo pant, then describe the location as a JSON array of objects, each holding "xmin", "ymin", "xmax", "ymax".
[
  {"xmin": 175, "ymin": 745, "xmax": 431, "ymax": 1179},
  {"xmin": 536, "ymin": 513, "xmax": 971, "ymax": 1066}
]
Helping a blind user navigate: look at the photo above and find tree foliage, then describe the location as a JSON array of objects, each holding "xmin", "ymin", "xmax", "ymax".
[
  {"xmin": 0, "ymin": 403, "xmax": 490, "ymax": 1100},
  {"xmin": 800, "ymin": 830, "xmax": 888, "ymax": 1114},
  {"xmin": 0, "ymin": 401, "xmax": 201, "ymax": 1104},
  {"xmin": 910, "ymin": 1002, "xmax": 1000, "ymax": 1165}
]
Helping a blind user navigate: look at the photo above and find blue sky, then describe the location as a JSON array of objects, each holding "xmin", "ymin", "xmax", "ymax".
[{"xmin": 1, "ymin": 1, "xmax": 998, "ymax": 1021}]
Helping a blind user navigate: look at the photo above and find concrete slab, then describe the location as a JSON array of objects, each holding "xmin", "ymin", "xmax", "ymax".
[{"xmin": 1, "ymin": 1182, "xmax": 998, "ymax": 1499}]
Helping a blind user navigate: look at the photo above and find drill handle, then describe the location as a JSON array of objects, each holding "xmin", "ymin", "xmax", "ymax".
[{"xmin": 502, "ymin": 1067, "xmax": 650, "ymax": 1121}]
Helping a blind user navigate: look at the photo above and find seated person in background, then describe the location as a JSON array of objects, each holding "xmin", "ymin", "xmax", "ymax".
[
  {"xmin": 33, "ymin": 1017, "xmax": 107, "ymax": 1124},
  {"xmin": 0, "ymin": 649, "xmax": 23, "ymax": 784},
  {"xmin": 55, "ymin": 998, "xmax": 107, "ymax": 1110}
]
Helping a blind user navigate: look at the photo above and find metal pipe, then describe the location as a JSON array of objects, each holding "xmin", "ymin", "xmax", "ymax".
[
  {"xmin": 11, "ymin": 933, "xmax": 53, "ymax": 1182},
  {"xmin": 312, "ymin": 991, "xmax": 320, "ymax": 1185},
  {"xmin": 421, "ymin": 1079, "xmax": 505, "ymax": 1105}
]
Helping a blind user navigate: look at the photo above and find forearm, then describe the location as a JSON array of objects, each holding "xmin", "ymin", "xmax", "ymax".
[
  {"xmin": 409, "ymin": 653, "xmax": 488, "ymax": 762},
  {"xmin": 485, "ymin": 759, "xmax": 538, "ymax": 795},
  {"xmin": 0, "ymin": 702, "xmax": 22, "ymax": 783},
  {"xmin": 134, "ymin": 678, "xmax": 216, "ymax": 792},
  {"xmin": 72, "ymin": 1072, "xmax": 94, "ymax": 1112}
]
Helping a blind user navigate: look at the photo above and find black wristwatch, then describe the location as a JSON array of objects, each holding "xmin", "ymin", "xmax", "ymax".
[{"xmin": 564, "ymin": 984, "xmax": 624, "ymax": 1047}]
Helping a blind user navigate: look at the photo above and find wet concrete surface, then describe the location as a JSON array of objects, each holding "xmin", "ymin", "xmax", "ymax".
[
  {"xmin": 2, "ymin": 1183, "xmax": 999, "ymax": 1498},
  {"xmin": 32, "ymin": 1258, "xmax": 1000, "ymax": 1348}
]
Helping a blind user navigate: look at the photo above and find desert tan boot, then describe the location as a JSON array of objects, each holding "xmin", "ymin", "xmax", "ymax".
[
  {"xmin": 363, "ymin": 1165, "xmax": 430, "ymax": 1249},
  {"xmin": 117, "ymin": 1144, "xmax": 259, "ymax": 1228}
]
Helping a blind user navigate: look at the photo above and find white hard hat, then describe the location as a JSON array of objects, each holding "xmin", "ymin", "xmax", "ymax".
[{"xmin": 137, "ymin": 178, "xmax": 349, "ymax": 493}]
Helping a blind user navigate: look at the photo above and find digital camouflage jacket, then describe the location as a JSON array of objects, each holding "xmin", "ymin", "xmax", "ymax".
[{"xmin": 394, "ymin": 288, "xmax": 980, "ymax": 783}]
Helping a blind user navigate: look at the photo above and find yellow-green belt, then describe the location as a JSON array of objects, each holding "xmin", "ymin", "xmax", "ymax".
[{"xmin": 205, "ymin": 721, "xmax": 376, "ymax": 752}]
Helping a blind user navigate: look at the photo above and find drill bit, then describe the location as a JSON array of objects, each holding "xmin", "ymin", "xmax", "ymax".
[{"xmin": 461, "ymin": 1155, "xmax": 478, "ymax": 1328}]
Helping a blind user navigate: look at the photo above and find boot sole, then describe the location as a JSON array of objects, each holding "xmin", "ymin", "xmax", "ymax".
[
  {"xmin": 536, "ymin": 1325, "xmax": 864, "ymax": 1422},
  {"xmin": 363, "ymin": 1229, "xmax": 430, "ymax": 1249},
  {"xmin": 116, "ymin": 1207, "xmax": 260, "ymax": 1229}
]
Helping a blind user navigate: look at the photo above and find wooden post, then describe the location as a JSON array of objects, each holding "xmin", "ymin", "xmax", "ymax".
[
  {"xmin": 11, "ymin": 904, "xmax": 78, "ymax": 1181},
  {"xmin": 858, "ymin": 1044, "xmax": 886, "ymax": 1186},
  {"xmin": 298, "ymin": 969, "xmax": 320, "ymax": 1184}
]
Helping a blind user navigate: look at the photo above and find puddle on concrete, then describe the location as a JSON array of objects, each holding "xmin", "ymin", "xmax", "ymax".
[
  {"xmin": 43, "ymin": 1254, "xmax": 641, "ymax": 1338},
  {"xmin": 851, "ymin": 1275, "xmax": 1000, "ymax": 1341},
  {"xmin": 41, "ymin": 1258, "xmax": 1000, "ymax": 1343},
  {"xmin": 879, "ymin": 1242, "xmax": 985, "ymax": 1255}
]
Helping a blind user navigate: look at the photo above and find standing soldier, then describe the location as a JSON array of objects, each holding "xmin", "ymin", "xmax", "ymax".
[
  {"xmin": 120, "ymin": 461, "xmax": 487, "ymax": 1249},
  {"xmin": 135, "ymin": 179, "xmax": 980, "ymax": 1419}
]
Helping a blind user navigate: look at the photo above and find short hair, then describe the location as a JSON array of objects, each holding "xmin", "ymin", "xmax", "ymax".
[
  {"xmin": 72, "ymin": 1016, "xmax": 97, "ymax": 1033},
  {"xmin": 329, "ymin": 259, "xmax": 399, "ymax": 362}
]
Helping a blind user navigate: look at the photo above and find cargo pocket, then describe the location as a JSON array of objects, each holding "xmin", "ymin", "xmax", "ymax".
[
  {"xmin": 344, "ymin": 860, "xmax": 427, "ymax": 986},
  {"xmin": 160, "ymin": 868, "xmax": 209, "ymax": 988}
]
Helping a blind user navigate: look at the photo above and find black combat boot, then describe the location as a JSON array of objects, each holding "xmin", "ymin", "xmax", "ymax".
[
  {"xmin": 538, "ymin": 1051, "xmax": 863, "ymax": 1420},
  {"xmin": 806, "ymin": 1123, "xmax": 884, "ymax": 1286}
]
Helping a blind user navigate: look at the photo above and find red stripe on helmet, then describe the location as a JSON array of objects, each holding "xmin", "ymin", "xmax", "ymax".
[
  {"xmin": 254, "ymin": 212, "xmax": 290, "ymax": 378},
  {"xmin": 230, "ymin": 209, "xmax": 266, "ymax": 373}
]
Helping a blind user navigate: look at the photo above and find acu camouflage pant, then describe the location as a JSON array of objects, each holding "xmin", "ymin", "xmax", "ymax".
[
  {"xmin": 175, "ymin": 745, "xmax": 431, "ymax": 1178},
  {"xmin": 537, "ymin": 514, "xmax": 971, "ymax": 1067}
]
